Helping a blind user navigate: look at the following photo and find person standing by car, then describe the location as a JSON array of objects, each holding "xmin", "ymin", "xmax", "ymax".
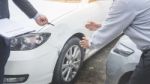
[
  {"xmin": 0, "ymin": 0, "xmax": 48, "ymax": 83},
  {"xmin": 80, "ymin": 0, "xmax": 150, "ymax": 84}
]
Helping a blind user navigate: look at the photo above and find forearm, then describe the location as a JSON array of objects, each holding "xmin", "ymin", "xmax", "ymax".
[
  {"xmin": 89, "ymin": 0, "xmax": 136, "ymax": 49},
  {"xmin": 13, "ymin": 0, "xmax": 38, "ymax": 18},
  {"xmin": 89, "ymin": 24, "xmax": 122, "ymax": 49}
]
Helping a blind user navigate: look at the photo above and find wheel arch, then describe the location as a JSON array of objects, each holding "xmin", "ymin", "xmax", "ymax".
[
  {"xmin": 72, "ymin": 33, "xmax": 85, "ymax": 40},
  {"xmin": 53, "ymin": 32, "xmax": 85, "ymax": 69},
  {"xmin": 52, "ymin": 33, "xmax": 85, "ymax": 84},
  {"xmin": 57, "ymin": 32, "xmax": 85, "ymax": 54},
  {"xmin": 118, "ymin": 71, "xmax": 133, "ymax": 84},
  {"xmin": 116, "ymin": 63, "xmax": 137, "ymax": 84}
]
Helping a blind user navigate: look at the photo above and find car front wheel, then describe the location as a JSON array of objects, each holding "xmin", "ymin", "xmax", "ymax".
[{"xmin": 52, "ymin": 37, "xmax": 84, "ymax": 84}]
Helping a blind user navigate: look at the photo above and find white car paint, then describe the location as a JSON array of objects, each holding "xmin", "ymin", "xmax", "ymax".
[
  {"xmin": 3, "ymin": 0, "xmax": 113, "ymax": 84},
  {"xmin": 106, "ymin": 35, "xmax": 142, "ymax": 84}
]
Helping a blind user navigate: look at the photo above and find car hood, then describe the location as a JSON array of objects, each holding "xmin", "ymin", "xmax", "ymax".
[
  {"xmin": 0, "ymin": 19, "xmax": 36, "ymax": 38},
  {"xmin": 6, "ymin": 0, "xmax": 79, "ymax": 37},
  {"xmin": 9, "ymin": 0, "xmax": 79, "ymax": 25}
]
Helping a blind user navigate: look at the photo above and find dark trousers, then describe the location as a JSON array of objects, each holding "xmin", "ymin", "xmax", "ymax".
[
  {"xmin": 129, "ymin": 49, "xmax": 150, "ymax": 84},
  {"xmin": 0, "ymin": 35, "xmax": 10, "ymax": 84}
]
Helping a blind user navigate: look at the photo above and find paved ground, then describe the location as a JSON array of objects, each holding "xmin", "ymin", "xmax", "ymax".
[{"xmin": 75, "ymin": 38, "xmax": 119, "ymax": 84}]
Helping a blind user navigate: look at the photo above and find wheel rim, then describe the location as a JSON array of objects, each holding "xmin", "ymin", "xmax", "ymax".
[{"xmin": 61, "ymin": 45, "xmax": 82, "ymax": 82}]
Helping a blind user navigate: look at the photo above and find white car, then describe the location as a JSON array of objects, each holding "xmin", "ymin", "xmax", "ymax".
[
  {"xmin": 3, "ymin": 0, "xmax": 113, "ymax": 84},
  {"xmin": 106, "ymin": 35, "xmax": 142, "ymax": 84}
]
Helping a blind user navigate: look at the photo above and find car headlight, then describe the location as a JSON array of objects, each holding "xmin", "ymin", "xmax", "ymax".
[
  {"xmin": 113, "ymin": 43, "xmax": 134, "ymax": 57},
  {"xmin": 10, "ymin": 33, "xmax": 51, "ymax": 51}
]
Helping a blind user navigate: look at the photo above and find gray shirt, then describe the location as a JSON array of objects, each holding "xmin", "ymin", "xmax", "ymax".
[{"xmin": 90, "ymin": 0, "xmax": 150, "ymax": 50}]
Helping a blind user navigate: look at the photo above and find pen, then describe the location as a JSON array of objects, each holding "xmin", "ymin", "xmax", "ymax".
[{"xmin": 48, "ymin": 22, "xmax": 55, "ymax": 26}]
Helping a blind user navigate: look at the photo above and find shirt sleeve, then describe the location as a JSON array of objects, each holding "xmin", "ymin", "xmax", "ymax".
[
  {"xmin": 13, "ymin": 0, "xmax": 38, "ymax": 18},
  {"xmin": 33, "ymin": 13, "xmax": 40, "ymax": 20},
  {"xmin": 89, "ymin": 0, "xmax": 136, "ymax": 49}
]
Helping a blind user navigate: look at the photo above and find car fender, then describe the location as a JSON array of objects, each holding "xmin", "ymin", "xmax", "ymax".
[{"xmin": 46, "ymin": 23, "xmax": 85, "ymax": 55}]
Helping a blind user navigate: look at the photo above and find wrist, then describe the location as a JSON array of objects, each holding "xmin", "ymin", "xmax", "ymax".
[
  {"xmin": 88, "ymin": 42, "xmax": 91, "ymax": 48},
  {"xmin": 88, "ymin": 39, "xmax": 95, "ymax": 49},
  {"xmin": 33, "ymin": 13, "xmax": 40, "ymax": 20}
]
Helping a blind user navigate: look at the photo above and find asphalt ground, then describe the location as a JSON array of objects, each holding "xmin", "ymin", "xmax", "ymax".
[{"xmin": 75, "ymin": 38, "xmax": 119, "ymax": 84}]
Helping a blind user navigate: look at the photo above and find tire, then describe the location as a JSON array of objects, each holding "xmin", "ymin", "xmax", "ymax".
[
  {"xmin": 119, "ymin": 72, "xmax": 132, "ymax": 84},
  {"xmin": 52, "ymin": 37, "xmax": 85, "ymax": 84}
]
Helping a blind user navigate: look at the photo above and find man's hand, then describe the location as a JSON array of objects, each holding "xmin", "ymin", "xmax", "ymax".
[
  {"xmin": 85, "ymin": 21, "xmax": 101, "ymax": 31},
  {"xmin": 80, "ymin": 37, "xmax": 90, "ymax": 48},
  {"xmin": 35, "ymin": 15, "xmax": 48, "ymax": 26}
]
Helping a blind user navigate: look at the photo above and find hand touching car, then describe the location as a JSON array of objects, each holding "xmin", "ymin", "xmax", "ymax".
[
  {"xmin": 80, "ymin": 21, "xmax": 101, "ymax": 48},
  {"xmin": 80, "ymin": 37, "xmax": 90, "ymax": 48}
]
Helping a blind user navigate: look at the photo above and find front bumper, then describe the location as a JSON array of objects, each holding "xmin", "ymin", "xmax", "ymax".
[{"xmin": 4, "ymin": 45, "xmax": 59, "ymax": 84}]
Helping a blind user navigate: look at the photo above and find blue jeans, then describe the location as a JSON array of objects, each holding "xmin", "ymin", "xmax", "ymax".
[
  {"xmin": 129, "ymin": 49, "xmax": 150, "ymax": 84},
  {"xmin": 0, "ymin": 35, "xmax": 10, "ymax": 84}
]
